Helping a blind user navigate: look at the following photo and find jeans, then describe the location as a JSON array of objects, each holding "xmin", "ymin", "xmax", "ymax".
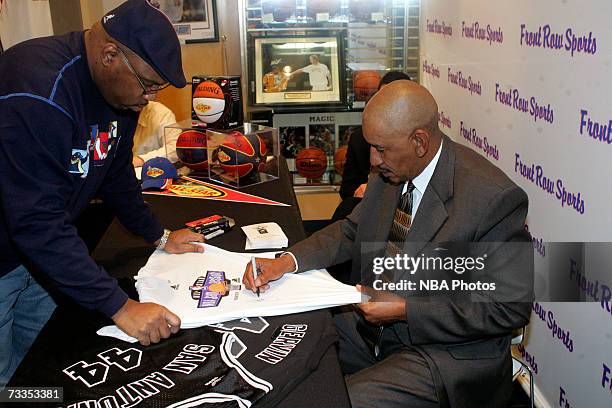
[{"xmin": 0, "ymin": 265, "xmax": 57, "ymax": 389}]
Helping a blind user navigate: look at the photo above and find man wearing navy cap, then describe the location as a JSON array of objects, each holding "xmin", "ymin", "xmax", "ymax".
[{"xmin": 0, "ymin": 0, "xmax": 202, "ymax": 387}]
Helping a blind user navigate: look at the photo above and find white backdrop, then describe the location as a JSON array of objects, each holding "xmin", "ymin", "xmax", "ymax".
[{"xmin": 420, "ymin": 1, "xmax": 612, "ymax": 407}]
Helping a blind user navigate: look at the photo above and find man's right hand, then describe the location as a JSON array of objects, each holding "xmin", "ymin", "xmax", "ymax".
[
  {"xmin": 111, "ymin": 299, "xmax": 180, "ymax": 346},
  {"xmin": 242, "ymin": 254, "xmax": 296, "ymax": 293}
]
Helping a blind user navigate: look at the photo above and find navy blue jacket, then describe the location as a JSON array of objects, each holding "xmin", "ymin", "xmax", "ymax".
[{"xmin": 0, "ymin": 32, "xmax": 164, "ymax": 317}]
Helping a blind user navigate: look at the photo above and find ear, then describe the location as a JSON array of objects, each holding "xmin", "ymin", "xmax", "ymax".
[
  {"xmin": 100, "ymin": 43, "xmax": 119, "ymax": 68},
  {"xmin": 412, "ymin": 129, "xmax": 430, "ymax": 158}
]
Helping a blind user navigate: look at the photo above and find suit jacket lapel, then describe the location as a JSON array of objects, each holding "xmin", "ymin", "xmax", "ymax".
[
  {"xmin": 354, "ymin": 174, "xmax": 401, "ymax": 285},
  {"xmin": 374, "ymin": 180, "xmax": 403, "ymax": 243},
  {"xmin": 404, "ymin": 135, "xmax": 456, "ymax": 255}
]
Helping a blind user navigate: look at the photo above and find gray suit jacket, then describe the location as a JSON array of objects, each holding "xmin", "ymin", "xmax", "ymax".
[{"xmin": 290, "ymin": 135, "xmax": 534, "ymax": 408}]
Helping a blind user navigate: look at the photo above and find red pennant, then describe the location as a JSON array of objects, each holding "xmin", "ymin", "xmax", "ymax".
[{"xmin": 143, "ymin": 176, "xmax": 290, "ymax": 207}]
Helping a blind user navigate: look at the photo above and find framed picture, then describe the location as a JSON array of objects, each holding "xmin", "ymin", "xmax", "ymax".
[
  {"xmin": 338, "ymin": 125, "xmax": 361, "ymax": 147},
  {"xmin": 279, "ymin": 126, "xmax": 305, "ymax": 158},
  {"xmin": 254, "ymin": 35, "xmax": 344, "ymax": 105},
  {"xmin": 309, "ymin": 124, "xmax": 335, "ymax": 156},
  {"xmin": 153, "ymin": 0, "xmax": 219, "ymax": 43}
]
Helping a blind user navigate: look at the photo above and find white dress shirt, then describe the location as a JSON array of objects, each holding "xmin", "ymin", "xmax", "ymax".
[
  {"xmin": 402, "ymin": 140, "xmax": 443, "ymax": 221},
  {"xmin": 133, "ymin": 101, "xmax": 178, "ymax": 163}
]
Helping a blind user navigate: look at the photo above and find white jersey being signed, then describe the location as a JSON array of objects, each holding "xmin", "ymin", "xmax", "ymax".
[{"xmin": 129, "ymin": 244, "xmax": 359, "ymax": 331}]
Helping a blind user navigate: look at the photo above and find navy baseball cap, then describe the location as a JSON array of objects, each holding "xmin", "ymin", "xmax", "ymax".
[
  {"xmin": 102, "ymin": 0, "xmax": 186, "ymax": 88},
  {"xmin": 141, "ymin": 157, "xmax": 178, "ymax": 190}
]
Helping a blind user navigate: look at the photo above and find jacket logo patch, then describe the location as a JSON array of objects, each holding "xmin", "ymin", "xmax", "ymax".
[
  {"xmin": 69, "ymin": 148, "xmax": 90, "ymax": 178},
  {"xmin": 90, "ymin": 121, "xmax": 118, "ymax": 165}
]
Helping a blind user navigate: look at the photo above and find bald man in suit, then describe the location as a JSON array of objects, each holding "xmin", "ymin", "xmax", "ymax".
[{"xmin": 244, "ymin": 81, "xmax": 533, "ymax": 408}]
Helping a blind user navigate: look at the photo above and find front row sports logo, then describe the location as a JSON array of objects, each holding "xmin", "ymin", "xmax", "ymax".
[{"xmin": 190, "ymin": 271, "xmax": 242, "ymax": 308}]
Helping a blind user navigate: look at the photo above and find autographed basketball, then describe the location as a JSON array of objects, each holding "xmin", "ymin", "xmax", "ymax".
[
  {"xmin": 333, "ymin": 145, "xmax": 348, "ymax": 175},
  {"xmin": 216, "ymin": 131, "xmax": 267, "ymax": 179},
  {"xmin": 353, "ymin": 70, "xmax": 381, "ymax": 101},
  {"xmin": 176, "ymin": 129, "xmax": 209, "ymax": 171},
  {"xmin": 295, "ymin": 147, "xmax": 327, "ymax": 179},
  {"xmin": 192, "ymin": 80, "xmax": 228, "ymax": 124}
]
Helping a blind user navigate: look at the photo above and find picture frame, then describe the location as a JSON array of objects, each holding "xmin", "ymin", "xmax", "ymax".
[
  {"xmin": 254, "ymin": 35, "xmax": 344, "ymax": 106},
  {"xmin": 273, "ymin": 111, "xmax": 362, "ymax": 186},
  {"xmin": 155, "ymin": 0, "xmax": 219, "ymax": 44}
]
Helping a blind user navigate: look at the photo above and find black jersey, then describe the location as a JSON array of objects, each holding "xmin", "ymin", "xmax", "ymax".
[
  {"xmin": 209, "ymin": 311, "xmax": 338, "ymax": 408},
  {"xmin": 17, "ymin": 330, "xmax": 269, "ymax": 408},
  {"xmin": 8, "ymin": 310, "xmax": 337, "ymax": 407}
]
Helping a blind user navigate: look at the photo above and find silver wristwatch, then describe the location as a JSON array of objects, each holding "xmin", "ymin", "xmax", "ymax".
[{"xmin": 156, "ymin": 229, "xmax": 171, "ymax": 250}]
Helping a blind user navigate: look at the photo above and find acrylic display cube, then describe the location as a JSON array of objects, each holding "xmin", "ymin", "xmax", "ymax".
[{"xmin": 206, "ymin": 124, "xmax": 279, "ymax": 189}]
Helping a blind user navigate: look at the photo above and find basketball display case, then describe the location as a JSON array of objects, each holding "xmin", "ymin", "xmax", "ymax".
[
  {"xmin": 166, "ymin": 121, "xmax": 280, "ymax": 189},
  {"xmin": 238, "ymin": 0, "xmax": 420, "ymax": 192},
  {"xmin": 206, "ymin": 123, "xmax": 280, "ymax": 189},
  {"xmin": 240, "ymin": 0, "xmax": 421, "ymax": 109},
  {"xmin": 273, "ymin": 110, "xmax": 360, "ymax": 186}
]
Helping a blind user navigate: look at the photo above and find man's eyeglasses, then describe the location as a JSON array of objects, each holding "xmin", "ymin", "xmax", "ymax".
[{"xmin": 118, "ymin": 48, "xmax": 169, "ymax": 95}]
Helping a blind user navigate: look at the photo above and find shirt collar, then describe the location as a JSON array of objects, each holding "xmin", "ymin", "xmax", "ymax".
[{"xmin": 410, "ymin": 140, "xmax": 444, "ymax": 196}]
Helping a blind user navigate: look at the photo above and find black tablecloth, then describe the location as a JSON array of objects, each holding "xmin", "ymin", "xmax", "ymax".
[{"xmin": 8, "ymin": 161, "xmax": 350, "ymax": 408}]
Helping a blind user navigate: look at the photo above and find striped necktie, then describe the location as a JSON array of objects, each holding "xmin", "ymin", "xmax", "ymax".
[
  {"xmin": 359, "ymin": 182, "xmax": 416, "ymax": 358},
  {"xmin": 386, "ymin": 182, "xmax": 416, "ymax": 257}
]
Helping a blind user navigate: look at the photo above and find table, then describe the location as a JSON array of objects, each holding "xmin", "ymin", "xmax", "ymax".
[{"xmin": 8, "ymin": 161, "xmax": 350, "ymax": 408}]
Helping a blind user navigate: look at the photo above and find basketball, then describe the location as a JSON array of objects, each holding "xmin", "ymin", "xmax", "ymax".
[
  {"xmin": 353, "ymin": 70, "xmax": 381, "ymax": 101},
  {"xmin": 176, "ymin": 129, "xmax": 209, "ymax": 171},
  {"xmin": 295, "ymin": 147, "xmax": 327, "ymax": 179},
  {"xmin": 333, "ymin": 145, "xmax": 348, "ymax": 175},
  {"xmin": 192, "ymin": 80, "xmax": 228, "ymax": 124},
  {"xmin": 216, "ymin": 131, "xmax": 267, "ymax": 179}
]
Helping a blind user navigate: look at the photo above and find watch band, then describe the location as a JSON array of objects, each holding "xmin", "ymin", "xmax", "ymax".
[{"xmin": 156, "ymin": 229, "xmax": 171, "ymax": 250}]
